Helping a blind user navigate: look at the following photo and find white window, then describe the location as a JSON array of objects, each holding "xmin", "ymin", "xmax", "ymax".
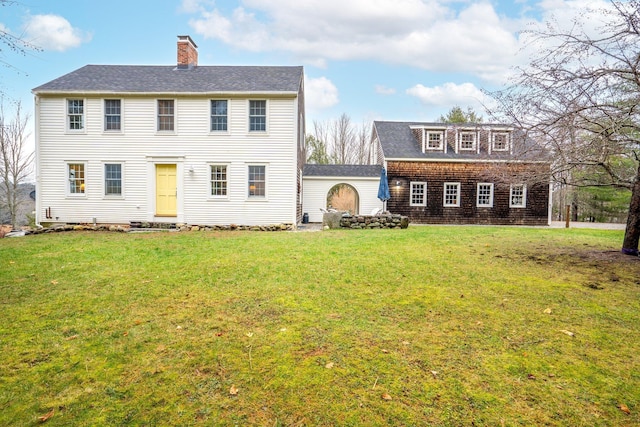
[
  {"xmin": 157, "ymin": 100, "xmax": 175, "ymax": 131},
  {"xmin": 211, "ymin": 100, "xmax": 228, "ymax": 131},
  {"xmin": 460, "ymin": 132, "xmax": 476, "ymax": 150},
  {"xmin": 248, "ymin": 165, "xmax": 266, "ymax": 197},
  {"xmin": 443, "ymin": 182, "xmax": 460, "ymax": 207},
  {"xmin": 510, "ymin": 184, "xmax": 527, "ymax": 208},
  {"xmin": 67, "ymin": 163, "xmax": 86, "ymax": 195},
  {"xmin": 477, "ymin": 183, "xmax": 494, "ymax": 207},
  {"xmin": 426, "ymin": 131, "xmax": 443, "ymax": 150},
  {"xmin": 492, "ymin": 133, "xmax": 509, "ymax": 151},
  {"xmin": 410, "ymin": 182, "xmax": 427, "ymax": 206},
  {"xmin": 67, "ymin": 99, "xmax": 84, "ymax": 131},
  {"xmin": 104, "ymin": 163, "xmax": 123, "ymax": 196},
  {"xmin": 210, "ymin": 164, "xmax": 228, "ymax": 197},
  {"xmin": 104, "ymin": 99, "xmax": 121, "ymax": 131},
  {"xmin": 249, "ymin": 100, "xmax": 266, "ymax": 132}
]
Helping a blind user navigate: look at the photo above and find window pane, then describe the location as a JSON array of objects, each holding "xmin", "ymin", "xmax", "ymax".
[
  {"xmin": 248, "ymin": 165, "xmax": 265, "ymax": 197},
  {"xmin": 69, "ymin": 163, "xmax": 85, "ymax": 194},
  {"xmin": 249, "ymin": 100, "xmax": 266, "ymax": 131},
  {"xmin": 105, "ymin": 100, "xmax": 121, "ymax": 131},
  {"xmin": 105, "ymin": 164, "xmax": 122, "ymax": 195},
  {"xmin": 477, "ymin": 183, "xmax": 492, "ymax": 206},
  {"xmin": 211, "ymin": 100, "xmax": 228, "ymax": 131},
  {"xmin": 68, "ymin": 100, "xmax": 84, "ymax": 130},
  {"xmin": 410, "ymin": 182, "xmax": 426, "ymax": 206},
  {"xmin": 444, "ymin": 183, "xmax": 459, "ymax": 206},
  {"xmin": 158, "ymin": 100, "xmax": 174, "ymax": 131},
  {"xmin": 211, "ymin": 165, "xmax": 228, "ymax": 196}
]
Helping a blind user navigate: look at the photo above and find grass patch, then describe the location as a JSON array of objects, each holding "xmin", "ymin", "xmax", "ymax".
[{"xmin": 1, "ymin": 226, "xmax": 639, "ymax": 426}]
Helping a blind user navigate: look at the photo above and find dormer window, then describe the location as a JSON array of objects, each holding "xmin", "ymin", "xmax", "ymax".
[
  {"xmin": 460, "ymin": 132, "xmax": 476, "ymax": 151},
  {"xmin": 492, "ymin": 133, "xmax": 509, "ymax": 151},
  {"xmin": 426, "ymin": 131, "xmax": 443, "ymax": 150}
]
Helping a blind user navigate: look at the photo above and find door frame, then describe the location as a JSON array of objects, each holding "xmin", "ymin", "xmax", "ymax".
[{"xmin": 146, "ymin": 157, "xmax": 184, "ymax": 223}]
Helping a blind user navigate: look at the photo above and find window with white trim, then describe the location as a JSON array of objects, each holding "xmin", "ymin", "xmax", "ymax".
[
  {"xmin": 210, "ymin": 165, "xmax": 228, "ymax": 196},
  {"xmin": 157, "ymin": 100, "xmax": 174, "ymax": 131},
  {"xmin": 104, "ymin": 99, "xmax": 121, "ymax": 131},
  {"xmin": 426, "ymin": 131, "xmax": 443, "ymax": 150},
  {"xmin": 104, "ymin": 163, "xmax": 122, "ymax": 196},
  {"xmin": 443, "ymin": 182, "xmax": 460, "ymax": 207},
  {"xmin": 68, "ymin": 163, "xmax": 85, "ymax": 195},
  {"xmin": 248, "ymin": 165, "xmax": 266, "ymax": 197},
  {"xmin": 410, "ymin": 182, "xmax": 427, "ymax": 206},
  {"xmin": 67, "ymin": 99, "xmax": 84, "ymax": 130},
  {"xmin": 460, "ymin": 132, "xmax": 476, "ymax": 150},
  {"xmin": 477, "ymin": 183, "xmax": 494, "ymax": 207},
  {"xmin": 510, "ymin": 184, "xmax": 527, "ymax": 208},
  {"xmin": 492, "ymin": 133, "xmax": 509, "ymax": 151},
  {"xmin": 249, "ymin": 100, "xmax": 266, "ymax": 132},
  {"xmin": 211, "ymin": 100, "xmax": 228, "ymax": 131}
]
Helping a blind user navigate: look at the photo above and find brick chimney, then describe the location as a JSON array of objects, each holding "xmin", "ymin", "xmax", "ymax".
[{"xmin": 177, "ymin": 35, "xmax": 198, "ymax": 69}]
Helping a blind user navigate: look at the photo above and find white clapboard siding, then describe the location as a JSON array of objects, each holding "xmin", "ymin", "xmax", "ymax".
[
  {"xmin": 36, "ymin": 95, "xmax": 300, "ymax": 226},
  {"xmin": 302, "ymin": 177, "xmax": 384, "ymax": 223}
]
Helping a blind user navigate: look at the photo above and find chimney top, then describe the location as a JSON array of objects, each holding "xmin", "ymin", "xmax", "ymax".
[{"xmin": 177, "ymin": 35, "xmax": 198, "ymax": 69}]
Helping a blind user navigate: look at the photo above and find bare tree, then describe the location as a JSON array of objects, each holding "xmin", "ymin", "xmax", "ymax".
[
  {"xmin": 489, "ymin": 0, "xmax": 640, "ymax": 255},
  {"xmin": 1, "ymin": 1, "xmax": 41, "ymax": 74},
  {"xmin": 0, "ymin": 100, "xmax": 33, "ymax": 229},
  {"xmin": 306, "ymin": 114, "xmax": 371, "ymax": 165}
]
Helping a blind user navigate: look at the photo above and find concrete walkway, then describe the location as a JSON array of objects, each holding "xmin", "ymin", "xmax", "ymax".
[{"xmin": 549, "ymin": 221, "xmax": 626, "ymax": 230}]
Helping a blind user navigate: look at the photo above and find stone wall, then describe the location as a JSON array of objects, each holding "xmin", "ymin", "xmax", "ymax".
[{"xmin": 324, "ymin": 213, "xmax": 409, "ymax": 229}]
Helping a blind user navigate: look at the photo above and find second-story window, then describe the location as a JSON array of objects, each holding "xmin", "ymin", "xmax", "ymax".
[
  {"xmin": 67, "ymin": 99, "xmax": 84, "ymax": 131},
  {"xmin": 426, "ymin": 131, "xmax": 443, "ymax": 150},
  {"xmin": 249, "ymin": 100, "xmax": 266, "ymax": 132},
  {"xmin": 460, "ymin": 132, "xmax": 475, "ymax": 150},
  {"xmin": 211, "ymin": 100, "xmax": 228, "ymax": 131},
  {"xmin": 158, "ymin": 100, "xmax": 174, "ymax": 131},
  {"xmin": 104, "ymin": 99, "xmax": 121, "ymax": 131},
  {"xmin": 493, "ymin": 133, "xmax": 509, "ymax": 151}
]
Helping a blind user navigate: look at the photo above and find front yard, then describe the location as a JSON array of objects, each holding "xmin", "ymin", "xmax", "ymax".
[{"xmin": 1, "ymin": 227, "xmax": 639, "ymax": 426}]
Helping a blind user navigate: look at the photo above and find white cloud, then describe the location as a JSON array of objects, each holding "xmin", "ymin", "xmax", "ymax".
[
  {"xmin": 406, "ymin": 82, "xmax": 494, "ymax": 111},
  {"xmin": 186, "ymin": 0, "xmax": 617, "ymax": 84},
  {"xmin": 305, "ymin": 76, "xmax": 339, "ymax": 110},
  {"xmin": 375, "ymin": 85, "xmax": 396, "ymax": 95},
  {"xmin": 23, "ymin": 14, "xmax": 90, "ymax": 52},
  {"xmin": 187, "ymin": 0, "xmax": 518, "ymax": 83}
]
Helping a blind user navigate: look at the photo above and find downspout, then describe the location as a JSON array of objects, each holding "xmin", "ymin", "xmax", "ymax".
[{"xmin": 33, "ymin": 94, "xmax": 43, "ymax": 228}]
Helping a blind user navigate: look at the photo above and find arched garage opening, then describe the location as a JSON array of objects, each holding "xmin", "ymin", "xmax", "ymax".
[{"xmin": 327, "ymin": 183, "xmax": 359, "ymax": 215}]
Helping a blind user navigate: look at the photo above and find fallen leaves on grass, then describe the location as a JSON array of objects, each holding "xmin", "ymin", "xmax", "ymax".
[
  {"xmin": 544, "ymin": 308, "xmax": 552, "ymax": 314},
  {"xmin": 229, "ymin": 385, "xmax": 239, "ymax": 396},
  {"xmin": 38, "ymin": 409, "xmax": 54, "ymax": 423},
  {"xmin": 560, "ymin": 330, "xmax": 575, "ymax": 337},
  {"xmin": 381, "ymin": 393, "xmax": 392, "ymax": 401},
  {"xmin": 618, "ymin": 403, "xmax": 631, "ymax": 414},
  {"xmin": 527, "ymin": 373, "xmax": 536, "ymax": 380},
  {"xmin": 325, "ymin": 362, "xmax": 334, "ymax": 369},
  {"xmin": 64, "ymin": 334, "xmax": 78, "ymax": 341},
  {"xmin": 50, "ymin": 280, "xmax": 58, "ymax": 285},
  {"xmin": 430, "ymin": 370, "xmax": 438, "ymax": 379}
]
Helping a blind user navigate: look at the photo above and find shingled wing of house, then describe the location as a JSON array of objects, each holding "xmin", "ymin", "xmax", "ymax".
[{"xmin": 372, "ymin": 121, "xmax": 551, "ymax": 225}]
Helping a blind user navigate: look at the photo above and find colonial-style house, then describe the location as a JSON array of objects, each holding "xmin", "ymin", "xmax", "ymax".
[
  {"xmin": 372, "ymin": 121, "xmax": 551, "ymax": 225},
  {"xmin": 32, "ymin": 36, "xmax": 305, "ymax": 228}
]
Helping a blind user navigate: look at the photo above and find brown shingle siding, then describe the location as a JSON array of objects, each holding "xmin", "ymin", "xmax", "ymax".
[{"xmin": 387, "ymin": 161, "xmax": 549, "ymax": 225}]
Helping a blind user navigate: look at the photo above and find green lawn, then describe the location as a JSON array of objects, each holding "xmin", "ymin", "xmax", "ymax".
[{"xmin": 1, "ymin": 227, "xmax": 639, "ymax": 426}]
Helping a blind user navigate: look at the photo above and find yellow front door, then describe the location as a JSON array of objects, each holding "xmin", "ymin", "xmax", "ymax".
[{"xmin": 156, "ymin": 164, "xmax": 177, "ymax": 216}]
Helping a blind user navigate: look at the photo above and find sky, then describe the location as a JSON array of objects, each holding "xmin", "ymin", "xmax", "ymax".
[{"xmin": 0, "ymin": 0, "xmax": 612, "ymax": 131}]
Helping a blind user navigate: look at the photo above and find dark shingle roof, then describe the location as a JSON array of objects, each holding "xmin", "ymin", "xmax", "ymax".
[
  {"xmin": 373, "ymin": 120, "xmax": 526, "ymax": 160},
  {"xmin": 33, "ymin": 65, "xmax": 303, "ymax": 94},
  {"xmin": 303, "ymin": 164, "xmax": 382, "ymax": 178}
]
